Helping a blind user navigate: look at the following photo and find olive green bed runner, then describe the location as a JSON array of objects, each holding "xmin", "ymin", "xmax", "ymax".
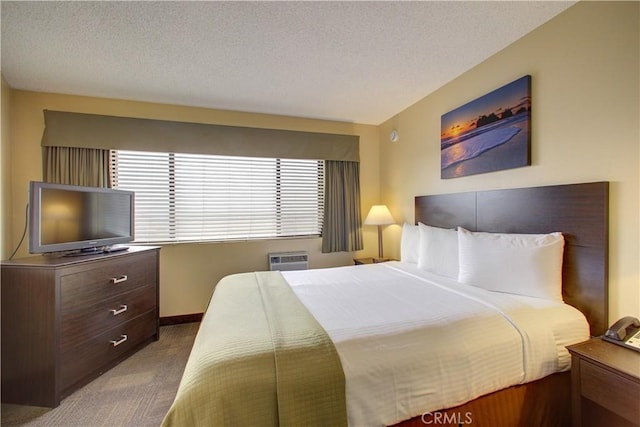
[{"xmin": 162, "ymin": 271, "xmax": 347, "ymax": 427}]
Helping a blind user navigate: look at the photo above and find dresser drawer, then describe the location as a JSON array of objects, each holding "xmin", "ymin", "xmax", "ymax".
[
  {"xmin": 60, "ymin": 285, "xmax": 157, "ymax": 351},
  {"xmin": 60, "ymin": 310, "xmax": 157, "ymax": 392},
  {"xmin": 61, "ymin": 251, "xmax": 157, "ymax": 309}
]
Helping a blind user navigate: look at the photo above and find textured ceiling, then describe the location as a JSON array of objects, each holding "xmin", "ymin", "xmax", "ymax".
[{"xmin": 1, "ymin": 1, "xmax": 575, "ymax": 125}]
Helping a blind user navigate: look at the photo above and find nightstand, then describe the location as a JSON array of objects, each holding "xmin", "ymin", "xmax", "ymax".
[
  {"xmin": 353, "ymin": 257, "xmax": 393, "ymax": 265},
  {"xmin": 567, "ymin": 338, "xmax": 640, "ymax": 427}
]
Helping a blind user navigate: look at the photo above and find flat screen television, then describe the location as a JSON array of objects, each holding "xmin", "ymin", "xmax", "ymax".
[{"xmin": 29, "ymin": 181, "xmax": 135, "ymax": 255}]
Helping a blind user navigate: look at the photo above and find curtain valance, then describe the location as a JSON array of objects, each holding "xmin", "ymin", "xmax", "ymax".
[{"xmin": 41, "ymin": 110, "xmax": 359, "ymax": 162}]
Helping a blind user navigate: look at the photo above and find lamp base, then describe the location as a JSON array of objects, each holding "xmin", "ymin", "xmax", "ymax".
[{"xmin": 377, "ymin": 225, "xmax": 384, "ymax": 258}]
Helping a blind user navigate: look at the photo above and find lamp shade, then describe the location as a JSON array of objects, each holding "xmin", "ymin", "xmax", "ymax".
[{"xmin": 364, "ymin": 205, "xmax": 395, "ymax": 226}]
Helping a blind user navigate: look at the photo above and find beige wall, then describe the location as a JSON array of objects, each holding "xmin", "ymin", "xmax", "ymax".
[
  {"xmin": 379, "ymin": 1, "xmax": 640, "ymax": 322},
  {"xmin": 4, "ymin": 91, "xmax": 380, "ymax": 316},
  {"xmin": 1, "ymin": 77, "xmax": 13, "ymax": 259}
]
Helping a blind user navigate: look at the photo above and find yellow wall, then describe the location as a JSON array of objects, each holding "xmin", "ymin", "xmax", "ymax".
[
  {"xmin": 379, "ymin": 1, "xmax": 639, "ymax": 322},
  {"xmin": 4, "ymin": 91, "xmax": 379, "ymax": 316},
  {"xmin": 1, "ymin": 77, "xmax": 13, "ymax": 259}
]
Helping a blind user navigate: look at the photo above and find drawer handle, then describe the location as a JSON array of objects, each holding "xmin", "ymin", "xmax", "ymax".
[
  {"xmin": 110, "ymin": 275, "xmax": 128, "ymax": 284},
  {"xmin": 109, "ymin": 334, "xmax": 128, "ymax": 347},
  {"xmin": 110, "ymin": 304, "xmax": 128, "ymax": 316}
]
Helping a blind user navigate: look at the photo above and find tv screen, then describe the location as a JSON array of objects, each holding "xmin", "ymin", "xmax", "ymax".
[{"xmin": 29, "ymin": 181, "xmax": 135, "ymax": 254}]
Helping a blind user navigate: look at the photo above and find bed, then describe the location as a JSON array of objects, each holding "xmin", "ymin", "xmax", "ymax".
[{"xmin": 162, "ymin": 181, "xmax": 609, "ymax": 427}]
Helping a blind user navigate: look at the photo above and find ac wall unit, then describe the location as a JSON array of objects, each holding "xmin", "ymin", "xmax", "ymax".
[{"xmin": 268, "ymin": 251, "xmax": 309, "ymax": 271}]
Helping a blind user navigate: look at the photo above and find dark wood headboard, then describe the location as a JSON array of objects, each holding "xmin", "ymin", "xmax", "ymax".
[{"xmin": 415, "ymin": 182, "xmax": 609, "ymax": 337}]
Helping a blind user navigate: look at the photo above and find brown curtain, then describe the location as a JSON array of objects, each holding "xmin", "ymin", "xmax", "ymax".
[
  {"xmin": 43, "ymin": 146, "xmax": 111, "ymax": 187},
  {"xmin": 322, "ymin": 160, "xmax": 363, "ymax": 253}
]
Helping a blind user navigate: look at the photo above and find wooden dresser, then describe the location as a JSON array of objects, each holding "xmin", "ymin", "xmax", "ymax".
[
  {"xmin": 1, "ymin": 246, "xmax": 160, "ymax": 407},
  {"xmin": 568, "ymin": 337, "xmax": 640, "ymax": 427}
]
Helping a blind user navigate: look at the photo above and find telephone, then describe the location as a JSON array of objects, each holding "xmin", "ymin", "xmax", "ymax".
[{"xmin": 602, "ymin": 316, "xmax": 640, "ymax": 352}]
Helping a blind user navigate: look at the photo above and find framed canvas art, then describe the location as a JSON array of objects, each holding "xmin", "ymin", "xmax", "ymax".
[{"xmin": 441, "ymin": 75, "xmax": 531, "ymax": 179}]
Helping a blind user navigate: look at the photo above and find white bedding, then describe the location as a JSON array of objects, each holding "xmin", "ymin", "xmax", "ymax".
[{"xmin": 282, "ymin": 261, "xmax": 589, "ymax": 427}]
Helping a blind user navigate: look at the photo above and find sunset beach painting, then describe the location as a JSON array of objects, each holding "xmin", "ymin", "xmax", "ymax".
[{"xmin": 441, "ymin": 75, "xmax": 531, "ymax": 179}]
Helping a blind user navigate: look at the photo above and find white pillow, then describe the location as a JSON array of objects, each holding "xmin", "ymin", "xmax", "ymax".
[
  {"xmin": 457, "ymin": 227, "xmax": 565, "ymax": 301},
  {"xmin": 417, "ymin": 223, "xmax": 459, "ymax": 279},
  {"xmin": 400, "ymin": 223, "xmax": 420, "ymax": 263}
]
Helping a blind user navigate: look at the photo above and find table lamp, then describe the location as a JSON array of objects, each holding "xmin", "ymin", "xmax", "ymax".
[{"xmin": 364, "ymin": 205, "xmax": 395, "ymax": 258}]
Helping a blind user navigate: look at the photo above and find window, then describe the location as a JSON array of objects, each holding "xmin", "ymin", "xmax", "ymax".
[{"xmin": 111, "ymin": 150, "xmax": 324, "ymax": 243}]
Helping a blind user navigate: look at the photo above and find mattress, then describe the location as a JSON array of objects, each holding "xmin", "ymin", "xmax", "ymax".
[{"xmin": 282, "ymin": 261, "xmax": 589, "ymax": 427}]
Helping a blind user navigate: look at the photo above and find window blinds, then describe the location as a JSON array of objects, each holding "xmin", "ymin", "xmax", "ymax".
[{"xmin": 111, "ymin": 150, "xmax": 324, "ymax": 243}]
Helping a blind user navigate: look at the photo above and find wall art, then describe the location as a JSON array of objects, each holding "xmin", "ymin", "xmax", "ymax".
[{"xmin": 441, "ymin": 75, "xmax": 531, "ymax": 179}]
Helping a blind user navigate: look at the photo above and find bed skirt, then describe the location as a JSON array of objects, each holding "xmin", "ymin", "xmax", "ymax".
[{"xmin": 391, "ymin": 371, "xmax": 570, "ymax": 427}]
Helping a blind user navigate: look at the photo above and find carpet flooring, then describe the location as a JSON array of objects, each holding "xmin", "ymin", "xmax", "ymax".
[{"xmin": 1, "ymin": 322, "xmax": 199, "ymax": 427}]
